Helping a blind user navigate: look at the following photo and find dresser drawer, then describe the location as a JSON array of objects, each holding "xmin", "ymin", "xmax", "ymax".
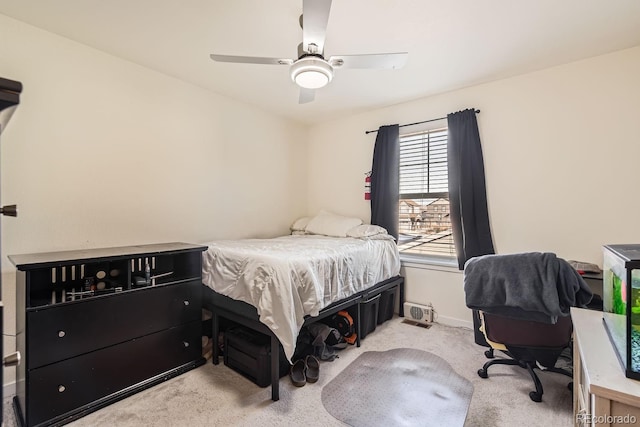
[
  {"xmin": 26, "ymin": 320, "xmax": 202, "ymax": 426},
  {"xmin": 27, "ymin": 280, "xmax": 202, "ymax": 369}
]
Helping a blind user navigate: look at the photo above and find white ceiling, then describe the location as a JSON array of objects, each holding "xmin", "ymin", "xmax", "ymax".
[{"xmin": 2, "ymin": 0, "xmax": 640, "ymax": 125}]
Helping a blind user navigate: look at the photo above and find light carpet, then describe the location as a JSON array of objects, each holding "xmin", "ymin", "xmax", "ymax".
[
  {"xmin": 2, "ymin": 317, "xmax": 573, "ymax": 426},
  {"xmin": 321, "ymin": 348, "xmax": 473, "ymax": 426}
]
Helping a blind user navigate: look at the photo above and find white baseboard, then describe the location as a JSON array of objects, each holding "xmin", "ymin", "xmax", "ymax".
[{"xmin": 3, "ymin": 380, "xmax": 15, "ymax": 399}]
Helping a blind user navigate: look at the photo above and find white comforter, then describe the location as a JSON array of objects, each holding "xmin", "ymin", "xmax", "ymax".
[{"xmin": 202, "ymin": 234, "xmax": 401, "ymax": 361}]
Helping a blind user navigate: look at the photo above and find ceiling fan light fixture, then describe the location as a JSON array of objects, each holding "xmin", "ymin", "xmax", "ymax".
[{"xmin": 290, "ymin": 57, "xmax": 333, "ymax": 89}]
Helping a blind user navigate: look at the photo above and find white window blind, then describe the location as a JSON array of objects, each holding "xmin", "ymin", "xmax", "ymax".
[{"xmin": 397, "ymin": 128, "xmax": 455, "ymax": 258}]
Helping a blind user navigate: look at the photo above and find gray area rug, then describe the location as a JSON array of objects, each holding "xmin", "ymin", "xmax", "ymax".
[{"xmin": 321, "ymin": 348, "xmax": 473, "ymax": 427}]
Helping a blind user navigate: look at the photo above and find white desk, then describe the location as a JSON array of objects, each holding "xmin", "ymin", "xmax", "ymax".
[{"xmin": 572, "ymin": 307, "xmax": 640, "ymax": 426}]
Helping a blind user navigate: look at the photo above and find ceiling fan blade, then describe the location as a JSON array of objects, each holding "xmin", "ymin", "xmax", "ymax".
[
  {"xmin": 299, "ymin": 88, "xmax": 316, "ymax": 104},
  {"xmin": 210, "ymin": 54, "xmax": 293, "ymax": 65},
  {"xmin": 302, "ymin": 0, "xmax": 332, "ymax": 54},
  {"xmin": 329, "ymin": 52, "xmax": 409, "ymax": 69}
]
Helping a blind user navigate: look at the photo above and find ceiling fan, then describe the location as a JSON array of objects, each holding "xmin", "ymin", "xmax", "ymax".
[{"xmin": 209, "ymin": 0, "xmax": 408, "ymax": 104}]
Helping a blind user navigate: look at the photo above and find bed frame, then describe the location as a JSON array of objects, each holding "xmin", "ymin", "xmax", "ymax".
[{"xmin": 202, "ymin": 275, "xmax": 405, "ymax": 401}]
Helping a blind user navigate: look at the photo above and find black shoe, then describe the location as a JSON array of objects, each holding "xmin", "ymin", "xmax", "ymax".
[
  {"xmin": 290, "ymin": 359, "xmax": 306, "ymax": 387},
  {"xmin": 305, "ymin": 355, "xmax": 320, "ymax": 383}
]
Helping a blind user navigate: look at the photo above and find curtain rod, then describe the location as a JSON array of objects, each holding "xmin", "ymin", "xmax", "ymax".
[{"xmin": 364, "ymin": 109, "xmax": 480, "ymax": 135}]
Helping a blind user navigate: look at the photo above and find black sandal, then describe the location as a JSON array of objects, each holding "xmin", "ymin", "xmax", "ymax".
[
  {"xmin": 290, "ymin": 359, "xmax": 306, "ymax": 387},
  {"xmin": 305, "ymin": 355, "xmax": 320, "ymax": 383}
]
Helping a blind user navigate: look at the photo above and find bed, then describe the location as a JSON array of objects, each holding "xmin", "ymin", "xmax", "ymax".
[{"xmin": 201, "ymin": 220, "xmax": 403, "ymax": 400}]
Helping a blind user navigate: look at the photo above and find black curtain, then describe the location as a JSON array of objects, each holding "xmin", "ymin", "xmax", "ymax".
[
  {"xmin": 370, "ymin": 124, "xmax": 400, "ymax": 240},
  {"xmin": 447, "ymin": 109, "xmax": 495, "ymax": 270}
]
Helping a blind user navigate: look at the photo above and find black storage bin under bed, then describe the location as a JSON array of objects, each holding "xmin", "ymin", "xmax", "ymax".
[
  {"xmin": 349, "ymin": 293, "xmax": 381, "ymax": 340},
  {"xmin": 224, "ymin": 325, "xmax": 289, "ymax": 387},
  {"xmin": 377, "ymin": 285, "xmax": 398, "ymax": 325}
]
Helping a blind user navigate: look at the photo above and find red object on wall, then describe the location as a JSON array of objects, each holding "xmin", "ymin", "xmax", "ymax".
[{"xmin": 364, "ymin": 172, "xmax": 372, "ymax": 200}]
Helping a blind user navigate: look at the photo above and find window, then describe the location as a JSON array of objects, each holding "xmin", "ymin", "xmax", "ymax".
[{"xmin": 397, "ymin": 128, "xmax": 455, "ymax": 258}]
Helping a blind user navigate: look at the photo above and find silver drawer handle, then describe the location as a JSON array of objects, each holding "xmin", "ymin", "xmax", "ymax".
[
  {"xmin": 183, "ymin": 300, "xmax": 190, "ymax": 306},
  {"xmin": 58, "ymin": 385, "xmax": 65, "ymax": 393},
  {"xmin": 183, "ymin": 342, "xmax": 189, "ymax": 348},
  {"xmin": 3, "ymin": 352, "xmax": 21, "ymax": 367},
  {"xmin": 58, "ymin": 331, "xmax": 65, "ymax": 338}
]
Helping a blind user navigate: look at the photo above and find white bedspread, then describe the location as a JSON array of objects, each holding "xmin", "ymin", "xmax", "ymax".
[{"xmin": 202, "ymin": 234, "xmax": 401, "ymax": 361}]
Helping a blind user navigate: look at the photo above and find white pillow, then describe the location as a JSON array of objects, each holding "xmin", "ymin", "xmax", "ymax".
[
  {"xmin": 290, "ymin": 216, "xmax": 311, "ymax": 231},
  {"xmin": 346, "ymin": 224, "xmax": 388, "ymax": 238},
  {"xmin": 305, "ymin": 211, "xmax": 363, "ymax": 237}
]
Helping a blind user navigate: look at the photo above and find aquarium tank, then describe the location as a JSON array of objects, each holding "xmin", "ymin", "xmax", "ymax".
[{"xmin": 602, "ymin": 244, "xmax": 640, "ymax": 380}]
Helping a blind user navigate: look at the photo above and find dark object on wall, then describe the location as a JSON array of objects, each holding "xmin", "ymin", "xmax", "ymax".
[
  {"xmin": 0, "ymin": 76, "xmax": 22, "ymax": 427},
  {"xmin": 370, "ymin": 124, "xmax": 400, "ymax": 240},
  {"xmin": 0, "ymin": 77, "xmax": 22, "ymax": 134},
  {"xmin": 447, "ymin": 108, "xmax": 494, "ymax": 270},
  {"xmin": 224, "ymin": 325, "xmax": 289, "ymax": 387}
]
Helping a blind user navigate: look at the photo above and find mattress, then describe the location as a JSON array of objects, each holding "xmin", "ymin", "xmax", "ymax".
[{"xmin": 202, "ymin": 234, "xmax": 401, "ymax": 361}]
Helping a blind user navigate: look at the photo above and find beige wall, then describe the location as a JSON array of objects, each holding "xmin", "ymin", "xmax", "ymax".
[
  {"xmin": 0, "ymin": 15, "xmax": 307, "ymax": 387},
  {"xmin": 307, "ymin": 46, "xmax": 640, "ymax": 328}
]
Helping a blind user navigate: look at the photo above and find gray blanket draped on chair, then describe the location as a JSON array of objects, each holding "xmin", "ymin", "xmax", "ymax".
[{"xmin": 464, "ymin": 252, "xmax": 593, "ymax": 324}]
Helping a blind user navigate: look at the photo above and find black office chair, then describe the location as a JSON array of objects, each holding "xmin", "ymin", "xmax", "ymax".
[
  {"xmin": 476, "ymin": 311, "xmax": 573, "ymax": 402},
  {"xmin": 463, "ymin": 252, "xmax": 592, "ymax": 402}
]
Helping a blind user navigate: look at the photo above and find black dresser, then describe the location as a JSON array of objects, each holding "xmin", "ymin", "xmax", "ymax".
[{"xmin": 10, "ymin": 242, "xmax": 207, "ymax": 426}]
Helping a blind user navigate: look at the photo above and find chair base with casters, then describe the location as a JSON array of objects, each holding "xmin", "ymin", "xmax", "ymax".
[
  {"xmin": 476, "ymin": 312, "xmax": 574, "ymax": 403},
  {"xmin": 477, "ymin": 347, "xmax": 573, "ymax": 402}
]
